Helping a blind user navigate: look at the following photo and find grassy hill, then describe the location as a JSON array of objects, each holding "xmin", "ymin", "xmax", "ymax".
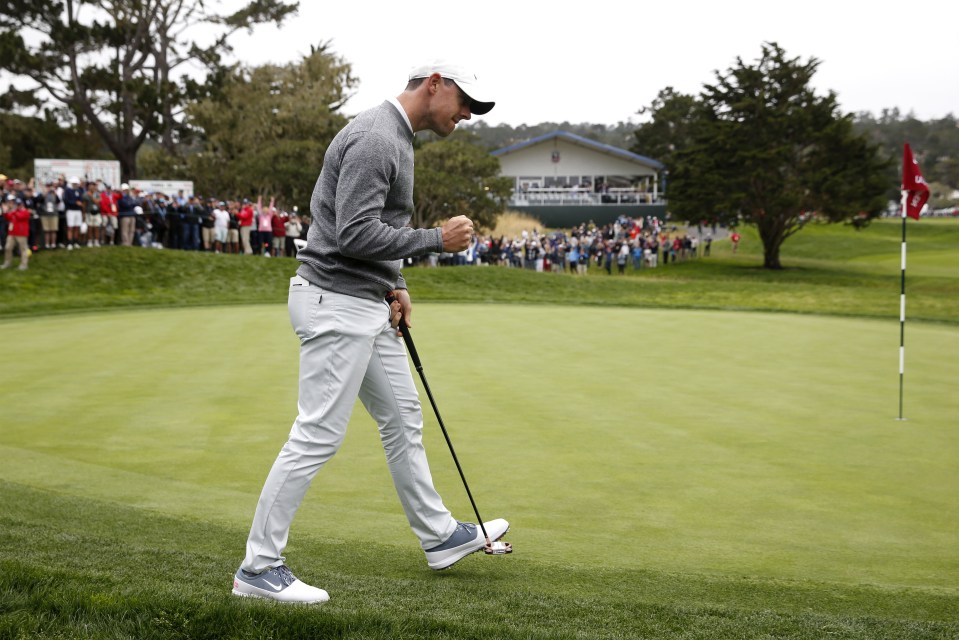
[{"xmin": 1, "ymin": 218, "xmax": 957, "ymax": 322}]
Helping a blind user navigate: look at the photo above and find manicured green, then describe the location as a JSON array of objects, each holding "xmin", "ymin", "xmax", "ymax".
[{"xmin": 1, "ymin": 220, "xmax": 957, "ymax": 639}]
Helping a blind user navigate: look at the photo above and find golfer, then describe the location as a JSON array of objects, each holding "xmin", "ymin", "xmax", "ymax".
[{"xmin": 232, "ymin": 60, "xmax": 509, "ymax": 604}]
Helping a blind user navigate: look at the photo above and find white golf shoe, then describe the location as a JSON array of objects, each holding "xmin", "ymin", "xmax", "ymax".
[
  {"xmin": 425, "ymin": 519, "xmax": 510, "ymax": 570},
  {"xmin": 232, "ymin": 565, "xmax": 329, "ymax": 604}
]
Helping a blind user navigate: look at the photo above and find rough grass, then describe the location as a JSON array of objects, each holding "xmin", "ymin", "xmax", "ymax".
[{"xmin": 3, "ymin": 481, "xmax": 957, "ymax": 639}]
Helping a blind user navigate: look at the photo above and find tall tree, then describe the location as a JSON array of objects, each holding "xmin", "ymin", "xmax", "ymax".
[
  {"xmin": 184, "ymin": 42, "xmax": 354, "ymax": 208},
  {"xmin": 0, "ymin": 0, "xmax": 297, "ymax": 179},
  {"xmin": 413, "ymin": 134, "xmax": 512, "ymax": 231},
  {"xmin": 0, "ymin": 111, "xmax": 108, "ymax": 177},
  {"xmin": 630, "ymin": 87, "xmax": 699, "ymax": 170},
  {"xmin": 669, "ymin": 43, "xmax": 890, "ymax": 269},
  {"xmin": 853, "ymin": 109, "xmax": 959, "ymax": 195}
]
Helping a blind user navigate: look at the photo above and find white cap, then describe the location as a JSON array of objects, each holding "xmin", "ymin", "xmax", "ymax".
[
  {"xmin": 134, "ymin": 205, "xmax": 143, "ymax": 214},
  {"xmin": 69, "ymin": 176, "xmax": 80, "ymax": 184},
  {"xmin": 408, "ymin": 59, "xmax": 495, "ymax": 115},
  {"xmin": 121, "ymin": 183, "xmax": 130, "ymax": 190}
]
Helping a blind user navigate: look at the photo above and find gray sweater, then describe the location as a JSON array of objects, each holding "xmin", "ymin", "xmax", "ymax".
[{"xmin": 296, "ymin": 101, "xmax": 444, "ymax": 300}]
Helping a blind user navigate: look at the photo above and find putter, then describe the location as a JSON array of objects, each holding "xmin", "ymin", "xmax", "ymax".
[{"xmin": 386, "ymin": 294, "xmax": 512, "ymax": 556}]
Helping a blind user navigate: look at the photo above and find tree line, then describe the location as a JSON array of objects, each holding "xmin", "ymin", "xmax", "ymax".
[{"xmin": 2, "ymin": 3, "xmax": 955, "ymax": 268}]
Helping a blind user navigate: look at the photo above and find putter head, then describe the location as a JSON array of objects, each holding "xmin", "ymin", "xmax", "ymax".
[{"xmin": 484, "ymin": 539, "xmax": 512, "ymax": 555}]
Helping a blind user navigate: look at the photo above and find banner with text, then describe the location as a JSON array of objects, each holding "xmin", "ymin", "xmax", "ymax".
[{"xmin": 33, "ymin": 159, "xmax": 121, "ymax": 188}]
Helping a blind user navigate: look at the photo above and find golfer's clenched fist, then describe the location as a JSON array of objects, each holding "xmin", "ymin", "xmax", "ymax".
[{"xmin": 441, "ymin": 215, "xmax": 474, "ymax": 252}]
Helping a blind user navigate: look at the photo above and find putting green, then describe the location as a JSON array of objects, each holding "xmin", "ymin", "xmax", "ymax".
[{"xmin": 1, "ymin": 304, "xmax": 957, "ymax": 591}]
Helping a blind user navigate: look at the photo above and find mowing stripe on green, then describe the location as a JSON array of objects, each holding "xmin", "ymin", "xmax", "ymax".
[{"xmin": 1, "ymin": 304, "xmax": 957, "ymax": 594}]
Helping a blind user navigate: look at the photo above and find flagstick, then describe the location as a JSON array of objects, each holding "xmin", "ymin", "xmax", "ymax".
[{"xmin": 897, "ymin": 190, "xmax": 908, "ymax": 421}]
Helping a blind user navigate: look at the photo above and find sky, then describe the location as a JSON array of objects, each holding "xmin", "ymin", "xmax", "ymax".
[{"xmin": 223, "ymin": 0, "xmax": 959, "ymax": 127}]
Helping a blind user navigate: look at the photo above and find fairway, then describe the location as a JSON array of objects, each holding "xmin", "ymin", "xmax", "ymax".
[{"xmin": 2, "ymin": 303, "xmax": 957, "ymax": 599}]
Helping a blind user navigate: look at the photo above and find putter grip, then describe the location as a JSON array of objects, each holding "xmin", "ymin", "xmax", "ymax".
[{"xmin": 386, "ymin": 293, "xmax": 422, "ymax": 368}]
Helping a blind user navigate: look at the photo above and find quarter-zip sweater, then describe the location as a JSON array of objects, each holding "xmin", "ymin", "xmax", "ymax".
[{"xmin": 297, "ymin": 100, "xmax": 444, "ymax": 300}]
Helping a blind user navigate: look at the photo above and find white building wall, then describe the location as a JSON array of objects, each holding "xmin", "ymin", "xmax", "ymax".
[{"xmin": 496, "ymin": 138, "xmax": 657, "ymax": 179}]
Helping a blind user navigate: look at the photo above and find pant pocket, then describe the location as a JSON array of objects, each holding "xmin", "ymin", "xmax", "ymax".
[{"xmin": 288, "ymin": 284, "xmax": 325, "ymax": 342}]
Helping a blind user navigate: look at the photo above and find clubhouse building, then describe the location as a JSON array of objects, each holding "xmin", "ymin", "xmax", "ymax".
[{"xmin": 491, "ymin": 131, "xmax": 666, "ymax": 227}]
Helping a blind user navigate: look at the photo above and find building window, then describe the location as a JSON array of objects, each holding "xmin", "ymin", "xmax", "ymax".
[
  {"xmin": 519, "ymin": 176, "xmax": 541, "ymax": 191},
  {"xmin": 544, "ymin": 176, "xmax": 569, "ymax": 188}
]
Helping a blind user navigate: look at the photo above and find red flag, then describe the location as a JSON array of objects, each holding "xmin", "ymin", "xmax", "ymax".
[{"xmin": 902, "ymin": 143, "xmax": 929, "ymax": 220}]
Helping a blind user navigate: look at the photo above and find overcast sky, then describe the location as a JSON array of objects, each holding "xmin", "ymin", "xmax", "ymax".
[{"xmin": 224, "ymin": 0, "xmax": 959, "ymax": 126}]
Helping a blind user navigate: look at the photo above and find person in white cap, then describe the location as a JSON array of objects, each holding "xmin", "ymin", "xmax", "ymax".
[
  {"xmin": 233, "ymin": 59, "xmax": 507, "ymax": 604},
  {"xmin": 63, "ymin": 177, "xmax": 85, "ymax": 250}
]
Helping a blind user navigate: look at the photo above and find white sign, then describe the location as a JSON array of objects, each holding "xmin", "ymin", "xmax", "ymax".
[
  {"xmin": 33, "ymin": 158, "xmax": 121, "ymax": 187},
  {"xmin": 129, "ymin": 180, "xmax": 195, "ymax": 198}
]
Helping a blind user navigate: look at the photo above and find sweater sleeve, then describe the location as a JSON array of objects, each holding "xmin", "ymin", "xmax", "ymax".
[{"xmin": 333, "ymin": 132, "xmax": 443, "ymax": 261}]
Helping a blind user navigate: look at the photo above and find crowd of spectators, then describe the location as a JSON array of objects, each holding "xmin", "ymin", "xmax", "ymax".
[
  {"xmin": 3, "ymin": 173, "xmax": 713, "ymax": 274},
  {"xmin": 414, "ymin": 215, "xmax": 713, "ymax": 274},
  {"xmin": 1, "ymin": 174, "xmax": 308, "ymax": 268}
]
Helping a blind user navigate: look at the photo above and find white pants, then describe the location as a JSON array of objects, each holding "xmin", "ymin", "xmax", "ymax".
[{"xmin": 242, "ymin": 275, "xmax": 456, "ymax": 573}]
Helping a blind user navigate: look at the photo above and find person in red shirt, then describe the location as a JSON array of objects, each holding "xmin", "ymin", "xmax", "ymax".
[
  {"xmin": 237, "ymin": 200, "xmax": 255, "ymax": 254},
  {"xmin": 99, "ymin": 184, "xmax": 121, "ymax": 246},
  {"xmin": 730, "ymin": 230, "xmax": 741, "ymax": 254},
  {"xmin": 2, "ymin": 197, "xmax": 32, "ymax": 270}
]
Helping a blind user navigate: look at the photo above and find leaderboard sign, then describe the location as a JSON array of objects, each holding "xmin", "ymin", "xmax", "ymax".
[{"xmin": 34, "ymin": 158, "xmax": 121, "ymax": 187}]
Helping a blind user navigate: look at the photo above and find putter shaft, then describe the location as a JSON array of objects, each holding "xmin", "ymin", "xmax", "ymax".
[{"xmin": 387, "ymin": 295, "xmax": 493, "ymax": 544}]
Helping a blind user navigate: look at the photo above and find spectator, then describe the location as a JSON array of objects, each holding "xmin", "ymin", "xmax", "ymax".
[
  {"xmin": 2, "ymin": 196, "xmax": 31, "ymax": 270},
  {"xmin": 180, "ymin": 196, "xmax": 201, "ymax": 250},
  {"xmin": 256, "ymin": 196, "xmax": 274, "ymax": 256},
  {"xmin": 617, "ymin": 241, "xmax": 629, "ymax": 274},
  {"xmin": 213, "ymin": 201, "xmax": 230, "ymax": 253},
  {"xmin": 271, "ymin": 207, "xmax": 287, "ymax": 257},
  {"xmin": 117, "ymin": 183, "xmax": 138, "ymax": 246},
  {"xmin": 226, "ymin": 202, "xmax": 240, "ymax": 254},
  {"xmin": 284, "ymin": 211, "xmax": 303, "ymax": 257},
  {"xmin": 55, "ymin": 176, "xmax": 67, "ymax": 247},
  {"xmin": 149, "ymin": 194, "xmax": 170, "ymax": 247},
  {"xmin": 631, "ymin": 238, "xmax": 644, "ymax": 270},
  {"xmin": 134, "ymin": 206, "xmax": 150, "ymax": 246},
  {"xmin": 40, "ymin": 182, "xmax": 60, "ymax": 249},
  {"xmin": 21, "ymin": 183, "xmax": 41, "ymax": 252},
  {"xmin": 0, "ymin": 195, "xmax": 7, "ymax": 248},
  {"xmin": 63, "ymin": 176, "xmax": 85, "ymax": 250},
  {"xmin": 99, "ymin": 184, "xmax": 120, "ymax": 245},
  {"xmin": 166, "ymin": 195, "xmax": 182, "ymax": 249},
  {"xmin": 237, "ymin": 199, "xmax": 254, "ymax": 254},
  {"xmin": 200, "ymin": 198, "xmax": 216, "ymax": 251},
  {"xmin": 83, "ymin": 182, "xmax": 102, "ymax": 247}
]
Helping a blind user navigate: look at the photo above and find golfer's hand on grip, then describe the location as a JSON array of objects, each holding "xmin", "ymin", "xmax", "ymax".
[
  {"xmin": 388, "ymin": 288, "xmax": 412, "ymax": 336},
  {"xmin": 441, "ymin": 215, "xmax": 474, "ymax": 252}
]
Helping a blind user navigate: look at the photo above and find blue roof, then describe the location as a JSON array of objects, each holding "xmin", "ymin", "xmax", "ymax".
[{"xmin": 491, "ymin": 130, "xmax": 664, "ymax": 171}]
